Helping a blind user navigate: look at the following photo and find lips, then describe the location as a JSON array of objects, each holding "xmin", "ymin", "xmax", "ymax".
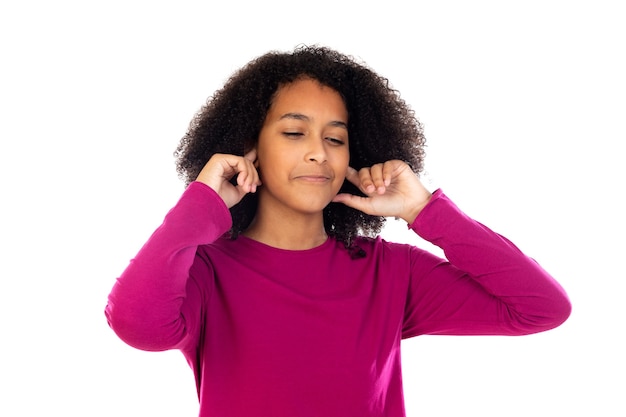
[
  {"xmin": 295, "ymin": 175, "xmax": 330, "ymax": 181},
  {"xmin": 293, "ymin": 173, "xmax": 332, "ymax": 182}
]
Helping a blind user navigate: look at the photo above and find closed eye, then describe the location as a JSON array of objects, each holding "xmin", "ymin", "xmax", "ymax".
[
  {"xmin": 326, "ymin": 137, "xmax": 346, "ymax": 145},
  {"xmin": 283, "ymin": 132, "xmax": 304, "ymax": 138}
]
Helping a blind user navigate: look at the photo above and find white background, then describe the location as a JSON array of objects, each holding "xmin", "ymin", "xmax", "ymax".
[{"xmin": 1, "ymin": 1, "xmax": 624, "ymax": 416}]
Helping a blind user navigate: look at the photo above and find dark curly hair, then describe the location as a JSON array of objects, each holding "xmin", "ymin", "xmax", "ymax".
[{"xmin": 174, "ymin": 45, "xmax": 426, "ymax": 249}]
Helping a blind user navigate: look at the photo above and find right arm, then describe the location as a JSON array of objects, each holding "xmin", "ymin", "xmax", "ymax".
[
  {"xmin": 104, "ymin": 151, "xmax": 260, "ymax": 351},
  {"xmin": 104, "ymin": 182, "xmax": 230, "ymax": 351}
]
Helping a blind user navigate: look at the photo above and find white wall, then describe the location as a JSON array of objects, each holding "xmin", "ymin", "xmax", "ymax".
[{"xmin": 1, "ymin": 1, "xmax": 623, "ymax": 416}]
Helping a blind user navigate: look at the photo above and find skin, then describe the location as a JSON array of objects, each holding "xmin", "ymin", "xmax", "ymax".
[{"xmin": 196, "ymin": 78, "xmax": 432, "ymax": 250}]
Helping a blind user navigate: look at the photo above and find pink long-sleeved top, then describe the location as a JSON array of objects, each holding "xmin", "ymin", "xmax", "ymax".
[{"xmin": 105, "ymin": 181, "xmax": 570, "ymax": 417}]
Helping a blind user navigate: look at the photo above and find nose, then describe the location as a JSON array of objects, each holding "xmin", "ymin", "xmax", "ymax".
[{"xmin": 304, "ymin": 137, "xmax": 327, "ymax": 164}]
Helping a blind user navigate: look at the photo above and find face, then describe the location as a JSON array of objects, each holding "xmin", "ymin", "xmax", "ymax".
[{"xmin": 255, "ymin": 78, "xmax": 350, "ymax": 216}]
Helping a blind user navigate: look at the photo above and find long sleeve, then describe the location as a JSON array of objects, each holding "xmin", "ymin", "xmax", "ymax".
[
  {"xmin": 104, "ymin": 181, "xmax": 232, "ymax": 351},
  {"xmin": 402, "ymin": 189, "xmax": 571, "ymax": 337}
]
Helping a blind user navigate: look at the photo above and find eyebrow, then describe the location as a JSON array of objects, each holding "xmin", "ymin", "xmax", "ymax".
[{"xmin": 279, "ymin": 112, "xmax": 348, "ymax": 130}]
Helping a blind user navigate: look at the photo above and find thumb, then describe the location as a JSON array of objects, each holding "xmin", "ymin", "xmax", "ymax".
[{"xmin": 332, "ymin": 192, "xmax": 374, "ymax": 215}]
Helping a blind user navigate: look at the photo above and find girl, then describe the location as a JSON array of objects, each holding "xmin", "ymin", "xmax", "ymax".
[{"xmin": 105, "ymin": 45, "xmax": 571, "ymax": 417}]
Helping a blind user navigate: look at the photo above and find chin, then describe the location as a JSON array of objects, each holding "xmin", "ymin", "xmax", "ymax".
[{"xmin": 295, "ymin": 198, "xmax": 334, "ymax": 214}]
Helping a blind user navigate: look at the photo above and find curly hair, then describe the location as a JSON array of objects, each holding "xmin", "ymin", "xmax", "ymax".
[{"xmin": 174, "ymin": 45, "xmax": 426, "ymax": 249}]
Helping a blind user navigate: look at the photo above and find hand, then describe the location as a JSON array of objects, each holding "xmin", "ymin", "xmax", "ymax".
[
  {"xmin": 332, "ymin": 160, "xmax": 431, "ymax": 224},
  {"xmin": 196, "ymin": 150, "xmax": 261, "ymax": 208}
]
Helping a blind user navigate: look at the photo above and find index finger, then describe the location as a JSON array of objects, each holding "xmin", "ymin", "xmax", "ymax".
[
  {"xmin": 243, "ymin": 148, "xmax": 257, "ymax": 162},
  {"xmin": 344, "ymin": 166, "xmax": 360, "ymax": 187}
]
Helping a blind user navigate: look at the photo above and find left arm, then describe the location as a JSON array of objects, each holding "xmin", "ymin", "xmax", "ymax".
[
  {"xmin": 402, "ymin": 189, "xmax": 571, "ymax": 336},
  {"xmin": 333, "ymin": 160, "xmax": 571, "ymax": 336}
]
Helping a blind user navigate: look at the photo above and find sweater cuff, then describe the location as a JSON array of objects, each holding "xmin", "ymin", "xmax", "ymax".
[
  {"xmin": 407, "ymin": 188, "xmax": 444, "ymax": 230},
  {"xmin": 179, "ymin": 181, "xmax": 233, "ymax": 235}
]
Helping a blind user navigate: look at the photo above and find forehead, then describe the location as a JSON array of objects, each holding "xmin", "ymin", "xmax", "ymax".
[{"xmin": 268, "ymin": 78, "xmax": 347, "ymax": 120}]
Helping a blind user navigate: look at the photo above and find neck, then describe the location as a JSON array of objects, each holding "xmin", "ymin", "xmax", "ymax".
[{"xmin": 243, "ymin": 207, "xmax": 328, "ymax": 250}]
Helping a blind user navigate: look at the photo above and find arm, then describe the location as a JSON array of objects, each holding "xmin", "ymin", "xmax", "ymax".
[
  {"xmin": 402, "ymin": 189, "xmax": 571, "ymax": 336},
  {"xmin": 104, "ymin": 182, "xmax": 231, "ymax": 351},
  {"xmin": 105, "ymin": 150, "xmax": 262, "ymax": 351},
  {"xmin": 333, "ymin": 160, "xmax": 571, "ymax": 336}
]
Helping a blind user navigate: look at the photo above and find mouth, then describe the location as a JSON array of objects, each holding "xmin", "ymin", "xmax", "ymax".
[{"xmin": 294, "ymin": 175, "xmax": 332, "ymax": 183}]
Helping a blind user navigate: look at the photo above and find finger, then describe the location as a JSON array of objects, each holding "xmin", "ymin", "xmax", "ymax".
[
  {"xmin": 382, "ymin": 161, "xmax": 395, "ymax": 187},
  {"xmin": 243, "ymin": 149, "xmax": 261, "ymax": 192},
  {"xmin": 343, "ymin": 167, "xmax": 361, "ymax": 188},
  {"xmin": 358, "ymin": 168, "xmax": 377, "ymax": 194},
  {"xmin": 369, "ymin": 163, "xmax": 386, "ymax": 194},
  {"xmin": 237, "ymin": 157, "xmax": 260, "ymax": 193},
  {"xmin": 332, "ymin": 192, "xmax": 373, "ymax": 215},
  {"xmin": 243, "ymin": 148, "xmax": 257, "ymax": 163},
  {"xmin": 247, "ymin": 158, "xmax": 261, "ymax": 191}
]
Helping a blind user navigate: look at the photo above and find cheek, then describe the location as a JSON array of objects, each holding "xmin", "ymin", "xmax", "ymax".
[
  {"xmin": 337, "ymin": 163, "xmax": 349, "ymax": 179},
  {"xmin": 338, "ymin": 150, "xmax": 350, "ymax": 173},
  {"xmin": 334, "ymin": 152, "xmax": 350, "ymax": 185},
  {"xmin": 256, "ymin": 143, "xmax": 277, "ymax": 171}
]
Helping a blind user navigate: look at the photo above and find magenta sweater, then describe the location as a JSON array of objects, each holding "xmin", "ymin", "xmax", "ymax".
[{"xmin": 105, "ymin": 182, "xmax": 570, "ymax": 417}]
